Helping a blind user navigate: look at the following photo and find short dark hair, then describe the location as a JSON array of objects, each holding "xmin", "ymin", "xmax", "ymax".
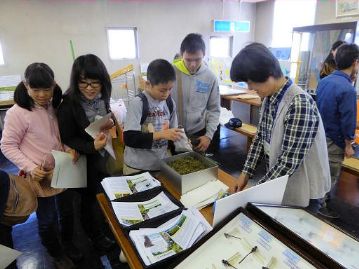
[
  {"xmin": 147, "ymin": 59, "xmax": 176, "ymax": 85},
  {"xmin": 321, "ymin": 40, "xmax": 346, "ymax": 71},
  {"xmin": 14, "ymin": 63, "xmax": 62, "ymax": 110},
  {"xmin": 180, "ymin": 33, "xmax": 205, "ymax": 55},
  {"xmin": 230, "ymin": 42, "xmax": 283, "ymax": 83},
  {"xmin": 335, "ymin": 43, "xmax": 359, "ymax": 70},
  {"xmin": 331, "ymin": 40, "xmax": 346, "ymax": 51},
  {"xmin": 65, "ymin": 54, "xmax": 112, "ymax": 110}
]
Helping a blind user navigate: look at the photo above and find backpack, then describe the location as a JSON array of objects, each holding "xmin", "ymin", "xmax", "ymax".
[
  {"xmin": 0, "ymin": 172, "xmax": 38, "ymax": 226},
  {"xmin": 137, "ymin": 92, "xmax": 174, "ymax": 125}
]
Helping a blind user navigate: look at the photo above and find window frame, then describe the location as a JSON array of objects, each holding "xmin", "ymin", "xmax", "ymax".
[
  {"xmin": 271, "ymin": 0, "xmax": 316, "ymax": 48},
  {"xmin": 106, "ymin": 27, "xmax": 139, "ymax": 60},
  {"xmin": 209, "ymin": 35, "xmax": 233, "ymax": 58}
]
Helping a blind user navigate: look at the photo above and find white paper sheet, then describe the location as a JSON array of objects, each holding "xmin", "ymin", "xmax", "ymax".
[
  {"xmin": 111, "ymin": 192, "xmax": 179, "ymax": 226},
  {"xmin": 219, "ymin": 85, "xmax": 248, "ymax": 96},
  {"xmin": 0, "ymin": 244, "xmax": 21, "ymax": 268},
  {"xmin": 101, "ymin": 172, "xmax": 161, "ymax": 200},
  {"xmin": 84, "ymin": 113, "xmax": 115, "ymax": 159},
  {"xmin": 212, "ymin": 175, "xmax": 288, "ymax": 227},
  {"xmin": 129, "ymin": 208, "xmax": 212, "ymax": 266},
  {"xmin": 51, "ymin": 150, "xmax": 87, "ymax": 188},
  {"xmin": 180, "ymin": 180, "xmax": 229, "ymax": 209}
]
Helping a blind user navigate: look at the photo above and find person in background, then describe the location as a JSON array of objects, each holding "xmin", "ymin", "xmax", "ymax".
[
  {"xmin": 316, "ymin": 43, "xmax": 358, "ymax": 218},
  {"xmin": 123, "ymin": 59, "xmax": 182, "ymax": 175},
  {"xmin": 57, "ymin": 54, "xmax": 115, "ymax": 267},
  {"xmin": 230, "ymin": 43, "xmax": 331, "ymax": 211},
  {"xmin": 0, "ymin": 63, "xmax": 79, "ymax": 269},
  {"xmin": 320, "ymin": 40, "xmax": 346, "ymax": 79},
  {"xmin": 172, "ymin": 33, "xmax": 220, "ymax": 153}
]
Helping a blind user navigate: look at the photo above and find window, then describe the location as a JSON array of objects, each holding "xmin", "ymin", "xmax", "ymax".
[
  {"xmin": 209, "ymin": 36, "xmax": 232, "ymax": 58},
  {"xmin": 0, "ymin": 41, "xmax": 4, "ymax": 65},
  {"xmin": 272, "ymin": 0, "xmax": 316, "ymax": 48},
  {"xmin": 107, "ymin": 28, "xmax": 138, "ymax": 60}
]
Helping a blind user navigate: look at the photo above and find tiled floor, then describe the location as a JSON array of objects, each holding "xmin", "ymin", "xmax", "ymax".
[{"xmin": 1, "ymin": 126, "xmax": 359, "ymax": 268}]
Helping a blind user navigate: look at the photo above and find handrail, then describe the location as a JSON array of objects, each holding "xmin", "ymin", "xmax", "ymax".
[{"xmin": 110, "ymin": 64, "xmax": 134, "ymax": 80}]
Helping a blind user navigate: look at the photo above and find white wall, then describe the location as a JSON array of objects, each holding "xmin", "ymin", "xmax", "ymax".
[
  {"xmin": 0, "ymin": 0, "xmax": 256, "ymax": 89},
  {"xmin": 254, "ymin": 0, "xmax": 274, "ymax": 46}
]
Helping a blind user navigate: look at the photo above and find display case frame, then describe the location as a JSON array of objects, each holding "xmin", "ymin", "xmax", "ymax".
[
  {"xmin": 246, "ymin": 203, "xmax": 359, "ymax": 269},
  {"xmin": 290, "ymin": 21, "xmax": 359, "ymax": 94},
  {"xmin": 172, "ymin": 207, "xmax": 328, "ymax": 269}
]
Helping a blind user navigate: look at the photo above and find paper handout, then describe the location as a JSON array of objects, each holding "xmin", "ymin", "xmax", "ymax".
[
  {"xmin": 213, "ymin": 175, "xmax": 288, "ymax": 227},
  {"xmin": 84, "ymin": 113, "xmax": 115, "ymax": 159},
  {"xmin": 51, "ymin": 150, "xmax": 87, "ymax": 188},
  {"xmin": 101, "ymin": 172, "xmax": 161, "ymax": 200},
  {"xmin": 0, "ymin": 244, "xmax": 21, "ymax": 268},
  {"xmin": 111, "ymin": 192, "xmax": 179, "ymax": 226},
  {"xmin": 129, "ymin": 208, "xmax": 212, "ymax": 266}
]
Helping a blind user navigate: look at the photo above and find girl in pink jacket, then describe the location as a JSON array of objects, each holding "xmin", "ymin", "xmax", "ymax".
[{"xmin": 1, "ymin": 63, "xmax": 81, "ymax": 268}]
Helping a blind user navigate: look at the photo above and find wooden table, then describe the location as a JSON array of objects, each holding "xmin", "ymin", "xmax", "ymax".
[
  {"xmin": 221, "ymin": 89, "xmax": 261, "ymax": 110},
  {"xmin": 0, "ymin": 99, "xmax": 14, "ymax": 108},
  {"xmin": 96, "ymin": 169, "xmax": 237, "ymax": 269},
  {"xmin": 0, "ymin": 99, "xmax": 14, "ymax": 130},
  {"xmin": 342, "ymin": 157, "xmax": 359, "ymax": 176}
]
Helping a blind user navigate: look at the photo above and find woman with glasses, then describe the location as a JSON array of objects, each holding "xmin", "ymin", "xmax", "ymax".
[
  {"xmin": 57, "ymin": 54, "xmax": 115, "ymax": 265},
  {"xmin": 0, "ymin": 63, "xmax": 79, "ymax": 268}
]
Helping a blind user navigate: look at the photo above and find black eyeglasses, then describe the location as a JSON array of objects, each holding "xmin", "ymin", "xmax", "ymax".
[{"xmin": 78, "ymin": 80, "xmax": 101, "ymax": 89}]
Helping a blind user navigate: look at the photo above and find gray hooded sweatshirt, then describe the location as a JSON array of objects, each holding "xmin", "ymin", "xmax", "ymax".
[{"xmin": 172, "ymin": 62, "xmax": 220, "ymax": 139}]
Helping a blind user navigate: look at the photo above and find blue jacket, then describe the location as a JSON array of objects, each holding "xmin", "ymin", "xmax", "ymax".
[{"xmin": 316, "ymin": 70, "xmax": 357, "ymax": 149}]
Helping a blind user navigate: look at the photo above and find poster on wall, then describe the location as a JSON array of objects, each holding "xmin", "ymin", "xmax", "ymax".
[{"xmin": 336, "ymin": 0, "xmax": 359, "ymax": 17}]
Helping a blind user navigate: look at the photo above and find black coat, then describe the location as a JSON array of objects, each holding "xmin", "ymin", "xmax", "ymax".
[
  {"xmin": 57, "ymin": 95, "xmax": 111, "ymax": 191},
  {"xmin": 57, "ymin": 95, "xmax": 98, "ymax": 155}
]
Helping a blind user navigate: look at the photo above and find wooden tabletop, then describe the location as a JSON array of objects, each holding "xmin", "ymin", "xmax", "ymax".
[
  {"xmin": 0, "ymin": 99, "xmax": 14, "ymax": 108},
  {"xmin": 342, "ymin": 157, "xmax": 359, "ymax": 176},
  {"xmin": 96, "ymin": 169, "xmax": 237, "ymax": 269},
  {"xmin": 221, "ymin": 90, "xmax": 262, "ymax": 107}
]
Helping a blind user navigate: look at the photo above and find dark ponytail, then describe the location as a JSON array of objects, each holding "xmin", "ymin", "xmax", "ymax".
[{"xmin": 14, "ymin": 62, "xmax": 62, "ymax": 110}]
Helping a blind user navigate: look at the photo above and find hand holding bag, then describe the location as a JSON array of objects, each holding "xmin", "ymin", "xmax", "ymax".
[
  {"xmin": 1, "ymin": 173, "xmax": 38, "ymax": 226},
  {"xmin": 29, "ymin": 171, "xmax": 65, "ymax": 197}
]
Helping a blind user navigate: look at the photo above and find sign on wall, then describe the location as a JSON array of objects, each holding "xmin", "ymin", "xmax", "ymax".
[{"xmin": 213, "ymin": 20, "xmax": 250, "ymax": 33}]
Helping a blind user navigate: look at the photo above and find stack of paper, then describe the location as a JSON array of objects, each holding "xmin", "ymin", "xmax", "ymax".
[
  {"xmin": 219, "ymin": 85, "xmax": 248, "ymax": 96},
  {"xmin": 129, "ymin": 208, "xmax": 212, "ymax": 266},
  {"xmin": 111, "ymin": 192, "xmax": 179, "ymax": 226},
  {"xmin": 101, "ymin": 172, "xmax": 161, "ymax": 200},
  {"xmin": 180, "ymin": 180, "xmax": 229, "ymax": 209}
]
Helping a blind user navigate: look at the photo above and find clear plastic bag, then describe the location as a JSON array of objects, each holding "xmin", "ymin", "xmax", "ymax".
[{"xmin": 174, "ymin": 128, "xmax": 193, "ymax": 152}]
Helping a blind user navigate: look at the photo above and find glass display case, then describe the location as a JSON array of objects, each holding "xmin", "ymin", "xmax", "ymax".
[
  {"xmin": 175, "ymin": 208, "xmax": 326, "ymax": 269},
  {"xmin": 247, "ymin": 203, "xmax": 359, "ymax": 269},
  {"xmin": 290, "ymin": 21, "xmax": 359, "ymax": 95}
]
